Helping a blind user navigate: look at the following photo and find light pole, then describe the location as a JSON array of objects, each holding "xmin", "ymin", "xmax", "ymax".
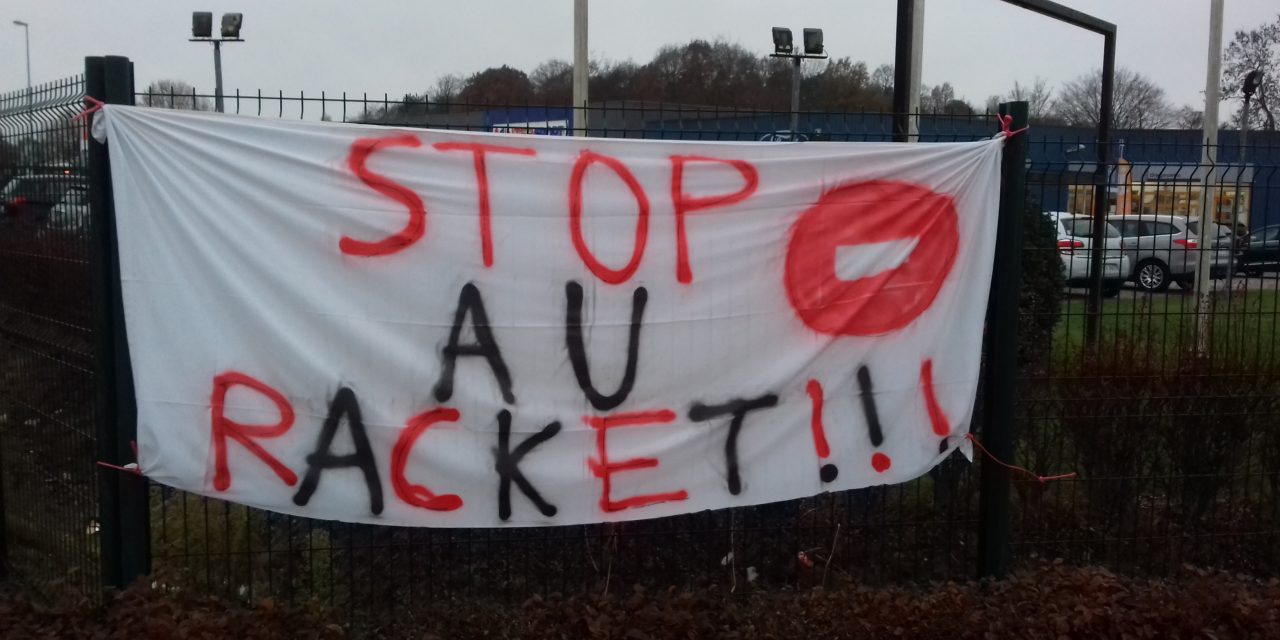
[
  {"xmin": 573, "ymin": 0, "xmax": 588, "ymax": 137},
  {"xmin": 189, "ymin": 12, "xmax": 244, "ymax": 113},
  {"xmin": 1227, "ymin": 69, "xmax": 1262, "ymax": 291},
  {"xmin": 770, "ymin": 28, "xmax": 827, "ymax": 140},
  {"xmin": 12, "ymin": 20, "xmax": 31, "ymax": 131},
  {"xmin": 1192, "ymin": 0, "xmax": 1223, "ymax": 355}
]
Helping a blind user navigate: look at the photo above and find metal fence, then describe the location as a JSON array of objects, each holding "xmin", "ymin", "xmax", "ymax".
[
  {"xmin": 0, "ymin": 75, "xmax": 99, "ymax": 591},
  {"xmin": 1014, "ymin": 128, "xmax": 1280, "ymax": 576},
  {"xmin": 2, "ymin": 71, "xmax": 1279, "ymax": 627},
  {"xmin": 131, "ymin": 89, "xmax": 1002, "ymax": 615}
]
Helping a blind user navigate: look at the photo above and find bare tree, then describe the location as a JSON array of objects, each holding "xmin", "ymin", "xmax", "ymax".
[
  {"xmin": 530, "ymin": 60, "xmax": 573, "ymax": 104},
  {"xmin": 1171, "ymin": 105, "xmax": 1204, "ymax": 129},
  {"xmin": 1008, "ymin": 78, "xmax": 1055, "ymax": 121},
  {"xmin": 805, "ymin": 58, "xmax": 885, "ymax": 111},
  {"xmin": 870, "ymin": 64, "xmax": 894, "ymax": 97},
  {"xmin": 919, "ymin": 83, "xmax": 974, "ymax": 115},
  {"xmin": 141, "ymin": 80, "xmax": 211, "ymax": 111},
  {"xmin": 1222, "ymin": 13, "xmax": 1279, "ymax": 131},
  {"xmin": 920, "ymin": 83, "xmax": 953, "ymax": 113},
  {"xmin": 411, "ymin": 40, "xmax": 940, "ymax": 114},
  {"xmin": 1055, "ymin": 67, "xmax": 1173, "ymax": 129},
  {"xmin": 593, "ymin": 59, "xmax": 647, "ymax": 103},
  {"xmin": 984, "ymin": 94, "xmax": 1002, "ymax": 114},
  {"xmin": 430, "ymin": 74, "xmax": 464, "ymax": 110}
]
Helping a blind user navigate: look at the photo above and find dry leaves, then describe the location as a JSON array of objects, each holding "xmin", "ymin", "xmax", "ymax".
[{"xmin": 2, "ymin": 563, "xmax": 1278, "ymax": 639}]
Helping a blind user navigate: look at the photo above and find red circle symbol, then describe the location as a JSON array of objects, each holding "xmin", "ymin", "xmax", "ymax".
[{"xmin": 784, "ymin": 180, "xmax": 959, "ymax": 336}]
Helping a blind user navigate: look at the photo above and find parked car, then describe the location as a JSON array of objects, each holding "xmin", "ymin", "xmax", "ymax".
[
  {"xmin": 45, "ymin": 183, "xmax": 90, "ymax": 232},
  {"xmin": 1049, "ymin": 212, "xmax": 1129, "ymax": 297},
  {"xmin": 1239, "ymin": 225, "xmax": 1280, "ymax": 275},
  {"xmin": 1112, "ymin": 214, "xmax": 1232, "ymax": 292},
  {"xmin": 0, "ymin": 174, "xmax": 88, "ymax": 230}
]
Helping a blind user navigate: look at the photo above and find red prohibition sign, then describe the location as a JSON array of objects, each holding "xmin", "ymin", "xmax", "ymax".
[{"xmin": 784, "ymin": 180, "xmax": 960, "ymax": 336}]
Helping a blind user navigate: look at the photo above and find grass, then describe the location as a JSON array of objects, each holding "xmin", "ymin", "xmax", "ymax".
[{"xmin": 1052, "ymin": 287, "xmax": 1280, "ymax": 368}]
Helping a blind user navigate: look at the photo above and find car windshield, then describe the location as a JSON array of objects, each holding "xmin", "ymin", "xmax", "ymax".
[{"xmin": 1064, "ymin": 219, "xmax": 1120, "ymax": 238}]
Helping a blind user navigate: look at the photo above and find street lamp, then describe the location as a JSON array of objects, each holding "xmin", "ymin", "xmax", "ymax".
[
  {"xmin": 189, "ymin": 11, "xmax": 244, "ymax": 113},
  {"xmin": 770, "ymin": 27, "xmax": 827, "ymax": 140},
  {"xmin": 1240, "ymin": 72, "xmax": 1262, "ymax": 174},
  {"xmin": 12, "ymin": 20, "xmax": 31, "ymax": 130}
]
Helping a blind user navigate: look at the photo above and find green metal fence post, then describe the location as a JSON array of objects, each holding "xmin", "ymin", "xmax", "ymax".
[
  {"xmin": 88, "ymin": 54, "xmax": 148, "ymax": 589},
  {"xmin": 976, "ymin": 100, "xmax": 1029, "ymax": 579}
]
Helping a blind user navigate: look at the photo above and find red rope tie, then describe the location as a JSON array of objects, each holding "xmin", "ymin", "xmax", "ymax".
[
  {"xmin": 70, "ymin": 96, "xmax": 105, "ymax": 123},
  {"xmin": 994, "ymin": 113, "xmax": 1030, "ymax": 138},
  {"xmin": 96, "ymin": 440, "xmax": 143, "ymax": 476},
  {"xmin": 964, "ymin": 433, "xmax": 1076, "ymax": 484}
]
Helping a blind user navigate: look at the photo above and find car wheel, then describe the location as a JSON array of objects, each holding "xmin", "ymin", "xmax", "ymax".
[{"xmin": 1135, "ymin": 260, "xmax": 1170, "ymax": 292}]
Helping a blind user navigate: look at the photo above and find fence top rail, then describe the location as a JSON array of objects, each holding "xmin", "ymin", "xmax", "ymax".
[
  {"xmin": 130, "ymin": 89, "xmax": 1000, "ymax": 119},
  {"xmin": 0, "ymin": 75, "xmax": 85, "ymax": 121}
]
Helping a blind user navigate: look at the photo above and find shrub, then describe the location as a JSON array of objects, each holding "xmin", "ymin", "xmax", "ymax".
[
  {"xmin": 1056, "ymin": 338, "xmax": 1165, "ymax": 524},
  {"xmin": 1017, "ymin": 190, "xmax": 1065, "ymax": 374},
  {"xmin": 1158, "ymin": 361, "xmax": 1264, "ymax": 522}
]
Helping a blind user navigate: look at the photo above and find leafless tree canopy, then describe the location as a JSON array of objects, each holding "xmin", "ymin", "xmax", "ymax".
[
  {"xmin": 1055, "ymin": 67, "xmax": 1173, "ymax": 129},
  {"xmin": 1010, "ymin": 78, "xmax": 1056, "ymax": 122},
  {"xmin": 140, "ymin": 80, "xmax": 211, "ymax": 111},
  {"xmin": 1222, "ymin": 13, "xmax": 1279, "ymax": 131},
  {"xmin": 344, "ymin": 34, "xmax": 1280, "ymax": 132},
  {"xmin": 430, "ymin": 74, "xmax": 465, "ymax": 106},
  {"xmin": 1171, "ymin": 105, "xmax": 1204, "ymax": 130},
  {"xmin": 458, "ymin": 66, "xmax": 534, "ymax": 105},
  {"xmin": 365, "ymin": 39, "xmax": 910, "ymax": 117}
]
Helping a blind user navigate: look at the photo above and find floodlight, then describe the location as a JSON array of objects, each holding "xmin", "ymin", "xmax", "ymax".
[
  {"xmin": 221, "ymin": 13, "xmax": 243, "ymax": 39},
  {"xmin": 192, "ymin": 12, "xmax": 212, "ymax": 38},
  {"xmin": 1243, "ymin": 70, "xmax": 1263, "ymax": 99},
  {"xmin": 772, "ymin": 27, "xmax": 793, "ymax": 54},
  {"xmin": 803, "ymin": 28, "xmax": 824, "ymax": 55}
]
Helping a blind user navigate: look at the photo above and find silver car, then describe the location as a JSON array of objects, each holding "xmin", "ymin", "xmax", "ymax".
[
  {"xmin": 1112, "ymin": 214, "xmax": 1233, "ymax": 292},
  {"xmin": 1049, "ymin": 212, "xmax": 1130, "ymax": 297},
  {"xmin": 0, "ymin": 173, "xmax": 87, "ymax": 228}
]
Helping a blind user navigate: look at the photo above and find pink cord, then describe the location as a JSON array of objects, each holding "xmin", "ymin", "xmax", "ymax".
[
  {"xmin": 964, "ymin": 433, "xmax": 1076, "ymax": 484},
  {"xmin": 96, "ymin": 461, "xmax": 141, "ymax": 476},
  {"xmin": 70, "ymin": 96, "xmax": 105, "ymax": 123},
  {"xmin": 994, "ymin": 113, "xmax": 1030, "ymax": 138},
  {"xmin": 96, "ymin": 440, "xmax": 143, "ymax": 476}
]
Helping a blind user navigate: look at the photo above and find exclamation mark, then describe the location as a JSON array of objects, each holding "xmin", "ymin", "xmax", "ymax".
[
  {"xmin": 920, "ymin": 358, "xmax": 955, "ymax": 455},
  {"xmin": 856, "ymin": 365, "xmax": 892, "ymax": 473},
  {"xmin": 806, "ymin": 379, "xmax": 838, "ymax": 483}
]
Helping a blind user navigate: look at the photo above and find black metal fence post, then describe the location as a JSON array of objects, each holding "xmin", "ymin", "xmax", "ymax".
[
  {"xmin": 87, "ymin": 54, "xmax": 148, "ymax": 589},
  {"xmin": 891, "ymin": 0, "xmax": 917, "ymax": 143},
  {"xmin": 0, "ymin": 378, "xmax": 6, "ymax": 583},
  {"xmin": 1084, "ymin": 34, "xmax": 1117, "ymax": 347},
  {"xmin": 976, "ymin": 100, "xmax": 1028, "ymax": 579}
]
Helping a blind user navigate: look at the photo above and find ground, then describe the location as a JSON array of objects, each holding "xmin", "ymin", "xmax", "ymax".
[{"xmin": 2, "ymin": 562, "xmax": 1278, "ymax": 639}]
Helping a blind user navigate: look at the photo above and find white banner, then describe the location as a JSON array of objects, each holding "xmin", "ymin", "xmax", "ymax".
[{"xmin": 95, "ymin": 105, "xmax": 1003, "ymax": 527}]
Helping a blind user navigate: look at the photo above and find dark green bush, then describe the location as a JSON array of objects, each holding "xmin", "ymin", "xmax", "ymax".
[
  {"xmin": 1056, "ymin": 338, "xmax": 1165, "ymax": 524},
  {"xmin": 1018, "ymin": 191, "xmax": 1065, "ymax": 373},
  {"xmin": 1158, "ymin": 364, "xmax": 1264, "ymax": 522}
]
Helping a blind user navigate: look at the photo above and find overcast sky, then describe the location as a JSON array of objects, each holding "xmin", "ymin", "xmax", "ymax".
[{"xmin": 2, "ymin": 1, "xmax": 1276, "ymax": 111}]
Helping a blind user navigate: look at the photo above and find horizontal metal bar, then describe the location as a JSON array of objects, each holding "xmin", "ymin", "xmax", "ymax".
[{"xmin": 1000, "ymin": 0, "xmax": 1116, "ymax": 35}]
